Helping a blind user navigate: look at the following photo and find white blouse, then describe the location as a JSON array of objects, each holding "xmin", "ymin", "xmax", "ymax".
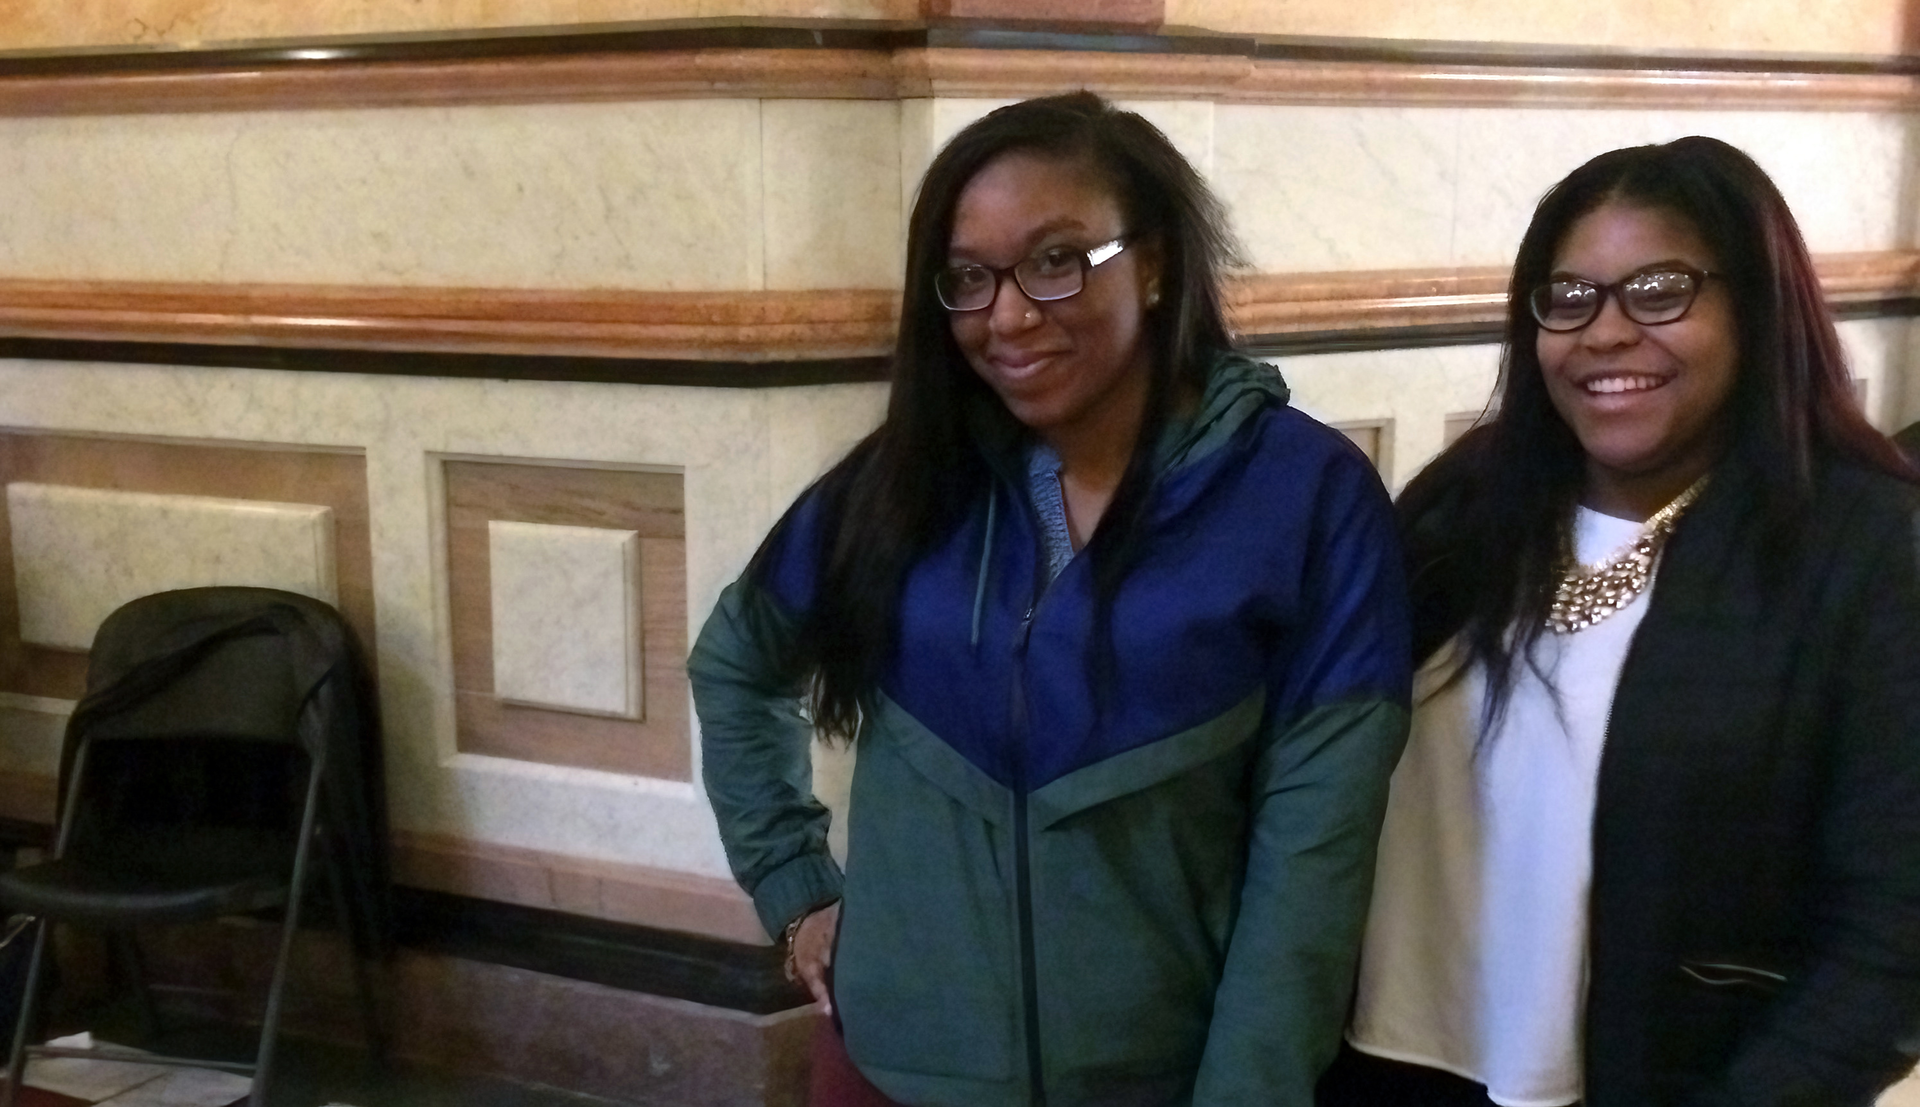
[{"xmin": 1349, "ymin": 507, "xmax": 1654, "ymax": 1107}]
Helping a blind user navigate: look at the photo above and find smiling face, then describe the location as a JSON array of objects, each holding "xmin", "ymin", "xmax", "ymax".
[
  {"xmin": 1537, "ymin": 200, "xmax": 1740, "ymax": 519},
  {"xmin": 946, "ymin": 151, "xmax": 1161, "ymax": 454}
]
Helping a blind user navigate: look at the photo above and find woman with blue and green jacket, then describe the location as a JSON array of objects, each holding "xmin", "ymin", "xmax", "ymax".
[{"xmin": 690, "ymin": 92, "xmax": 1412, "ymax": 1107}]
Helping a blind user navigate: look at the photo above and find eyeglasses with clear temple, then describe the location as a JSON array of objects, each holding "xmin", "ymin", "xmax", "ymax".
[
  {"xmin": 1528, "ymin": 264, "xmax": 1719, "ymax": 333},
  {"xmin": 935, "ymin": 235, "xmax": 1132, "ymax": 312}
]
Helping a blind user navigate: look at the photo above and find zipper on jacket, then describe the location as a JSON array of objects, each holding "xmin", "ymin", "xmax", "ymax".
[
  {"xmin": 1006, "ymin": 477, "xmax": 1053, "ymax": 1107},
  {"xmin": 1011, "ymin": 600, "xmax": 1046, "ymax": 1107}
]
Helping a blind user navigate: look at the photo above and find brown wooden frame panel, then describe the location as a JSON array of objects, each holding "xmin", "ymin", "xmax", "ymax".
[
  {"xmin": 0, "ymin": 432, "xmax": 374, "ymax": 701},
  {"xmin": 444, "ymin": 458, "xmax": 690, "ymax": 780}
]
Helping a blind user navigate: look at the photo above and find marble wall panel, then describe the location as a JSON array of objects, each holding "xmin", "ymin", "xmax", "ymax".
[
  {"xmin": 1218, "ymin": 104, "xmax": 1915, "ymax": 277},
  {"xmin": 1278, "ymin": 315, "xmax": 1912, "ymax": 494},
  {"xmin": 1275, "ymin": 343, "xmax": 1502, "ymax": 490},
  {"xmin": 0, "ymin": 0, "xmax": 1906, "ymax": 55},
  {"xmin": 447, "ymin": 460, "xmax": 685, "ymax": 778},
  {"xmin": 1214, "ymin": 104, "xmax": 1461, "ymax": 274},
  {"xmin": 7, "ymin": 483, "xmax": 336, "ymax": 652},
  {"xmin": 0, "ymin": 101, "xmax": 765, "ymax": 290},
  {"xmin": 0, "ymin": 0, "xmax": 919, "ymax": 52},
  {"xmin": 0, "ymin": 433, "xmax": 374, "ymax": 706},
  {"xmin": 0, "ymin": 359, "xmax": 886, "ymax": 901},
  {"xmin": 0, "ymin": 96, "xmax": 1904, "ymax": 298},
  {"xmin": 1168, "ymin": 0, "xmax": 1912, "ymax": 56},
  {"xmin": 1841, "ymin": 315, "xmax": 1920, "ymax": 428},
  {"xmin": 1450, "ymin": 109, "xmax": 1917, "ymax": 270},
  {"xmin": 488, "ymin": 520, "xmax": 640, "ymax": 719},
  {"xmin": 763, "ymin": 100, "xmax": 903, "ymax": 291}
]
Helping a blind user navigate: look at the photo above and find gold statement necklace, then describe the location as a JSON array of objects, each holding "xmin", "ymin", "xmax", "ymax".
[{"xmin": 1546, "ymin": 475, "xmax": 1708, "ymax": 635}]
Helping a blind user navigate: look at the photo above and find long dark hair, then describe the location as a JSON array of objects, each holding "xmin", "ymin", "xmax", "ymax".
[
  {"xmin": 751, "ymin": 91, "xmax": 1238, "ymax": 742},
  {"xmin": 1400, "ymin": 135, "xmax": 1913, "ymax": 716}
]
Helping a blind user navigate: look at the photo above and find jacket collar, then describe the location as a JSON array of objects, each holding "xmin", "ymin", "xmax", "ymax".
[{"xmin": 966, "ymin": 349, "xmax": 1290, "ymax": 484}]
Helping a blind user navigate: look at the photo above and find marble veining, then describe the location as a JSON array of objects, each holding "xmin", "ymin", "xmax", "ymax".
[
  {"xmin": 6, "ymin": 481, "xmax": 336, "ymax": 652},
  {"xmin": 1167, "ymin": 0, "xmax": 1910, "ymax": 56},
  {"xmin": 1214, "ymin": 104, "xmax": 1462, "ymax": 273},
  {"xmin": 0, "ymin": 98, "xmax": 1905, "ymax": 295},
  {"xmin": 763, "ymin": 99, "xmax": 903, "ymax": 291},
  {"xmin": 488, "ymin": 519, "xmax": 641, "ymax": 720},
  {"xmin": 0, "ymin": 101, "xmax": 767, "ymax": 290},
  {"xmin": 1451, "ymin": 108, "xmax": 1914, "ymax": 270}
]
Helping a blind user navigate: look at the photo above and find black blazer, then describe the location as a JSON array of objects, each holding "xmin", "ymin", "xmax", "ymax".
[{"xmin": 1404, "ymin": 453, "xmax": 1920, "ymax": 1107}]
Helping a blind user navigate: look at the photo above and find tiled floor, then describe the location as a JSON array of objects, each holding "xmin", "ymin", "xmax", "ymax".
[
  {"xmin": 11, "ymin": 1018, "xmax": 615, "ymax": 1107},
  {"xmin": 19, "ymin": 1009, "xmax": 1920, "ymax": 1106}
]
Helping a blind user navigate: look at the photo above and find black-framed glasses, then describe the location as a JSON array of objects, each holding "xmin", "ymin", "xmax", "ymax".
[
  {"xmin": 935, "ymin": 235, "xmax": 1131, "ymax": 312},
  {"xmin": 1529, "ymin": 265, "xmax": 1717, "ymax": 332}
]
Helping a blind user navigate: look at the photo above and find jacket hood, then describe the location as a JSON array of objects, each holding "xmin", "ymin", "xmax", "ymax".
[{"xmin": 1151, "ymin": 350, "xmax": 1291, "ymax": 476}]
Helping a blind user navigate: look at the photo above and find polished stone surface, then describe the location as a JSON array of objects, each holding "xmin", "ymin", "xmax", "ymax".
[
  {"xmin": 488, "ymin": 520, "xmax": 640, "ymax": 720},
  {"xmin": 5, "ymin": 482, "xmax": 335, "ymax": 651}
]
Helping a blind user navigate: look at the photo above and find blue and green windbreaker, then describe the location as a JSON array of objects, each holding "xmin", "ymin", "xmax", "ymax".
[{"xmin": 692, "ymin": 351, "xmax": 1411, "ymax": 1106}]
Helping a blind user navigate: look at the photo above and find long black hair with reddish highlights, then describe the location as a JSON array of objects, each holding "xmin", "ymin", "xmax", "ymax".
[
  {"xmin": 1398, "ymin": 135, "xmax": 1914, "ymax": 719},
  {"xmin": 749, "ymin": 91, "xmax": 1239, "ymax": 742}
]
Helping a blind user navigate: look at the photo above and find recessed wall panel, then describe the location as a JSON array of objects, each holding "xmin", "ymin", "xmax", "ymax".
[
  {"xmin": 446, "ymin": 458, "xmax": 689, "ymax": 781},
  {"xmin": 488, "ymin": 519, "xmax": 640, "ymax": 719},
  {"xmin": 8, "ymin": 482, "xmax": 335, "ymax": 651}
]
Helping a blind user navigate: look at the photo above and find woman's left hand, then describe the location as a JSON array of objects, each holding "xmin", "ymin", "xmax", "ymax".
[{"xmin": 789, "ymin": 900, "xmax": 841, "ymax": 1015}]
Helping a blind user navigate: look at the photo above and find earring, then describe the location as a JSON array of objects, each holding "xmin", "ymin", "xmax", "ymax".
[{"xmin": 1146, "ymin": 284, "xmax": 1162, "ymax": 308}]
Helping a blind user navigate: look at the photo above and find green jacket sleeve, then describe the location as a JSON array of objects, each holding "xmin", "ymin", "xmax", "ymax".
[
  {"xmin": 689, "ymin": 575, "xmax": 844, "ymax": 940},
  {"xmin": 1191, "ymin": 445, "xmax": 1412, "ymax": 1105},
  {"xmin": 1190, "ymin": 698, "xmax": 1408, "ymax": 1105}
]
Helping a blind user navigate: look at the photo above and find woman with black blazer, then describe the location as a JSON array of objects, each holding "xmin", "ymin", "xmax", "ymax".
[{"xmin": 1320, "ymin": 137, "xmax": 1920, "ymax": 1107}]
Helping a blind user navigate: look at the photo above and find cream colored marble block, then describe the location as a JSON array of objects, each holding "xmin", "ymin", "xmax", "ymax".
[
  {"xmin": 1212, "ymin": 104, "xmax": 1914, "ymax": 277},
  {"xmin": 1215, "ymin": 104, "xmax": 1462, "ymax": 274},
  {"xmin": 764, "ymin": 100, "xmax": 903, "ymax": 291},
  {"xmin": 1168, "ymin": 0, "xmax": 1910, "ymax": 57},
  {"xmin": 1450, "ymin": 109, "xmax": 1914, "ymax": 270},
  {"xmin": 0, "ymin": 0, "xmax": 920, "ymax": 52},
  {"xmin": 6, "ymin": 482, "xmax": 336, "ymax": 652},
  {"xmin": 0, "ymin": 101, "xmax": 765, "ymax": 290},
  {"xmin": 487, "ymin": 519, "xmax": 641, "ymax": 719}
]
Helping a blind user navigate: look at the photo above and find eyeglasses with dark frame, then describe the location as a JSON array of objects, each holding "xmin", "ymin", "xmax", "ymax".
[
  {"xmin": 1528, "ymin": 264, "xmax": 1719, "ymax": 333},
  {"xmin": 935, "ymin": 235, "xmax": 1132, "ymax": 312}
]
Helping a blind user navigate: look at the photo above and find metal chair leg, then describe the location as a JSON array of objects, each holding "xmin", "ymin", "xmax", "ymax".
[
  {"xmin": 249, "ymin": 761, "xmax": 325, "ymax": 1107},
  {"xmin": 2, "ymin": 919, "xmax": 51, "ymax": 1107},
  {"xmin": 112, "ymin": 930, "xmax": 163, "ymax": 1042},
  {"xmin": 318, "ymin": 835, "xmax": 385, "ymax": 1070}
]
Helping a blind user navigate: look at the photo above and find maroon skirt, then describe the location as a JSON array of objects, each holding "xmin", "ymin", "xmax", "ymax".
[{"xmin": 810, "ymin": 1017, "xmax": 907, "ymax": 1107}]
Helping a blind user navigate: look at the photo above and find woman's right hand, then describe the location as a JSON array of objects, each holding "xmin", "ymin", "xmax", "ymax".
[{"xmin": 789, "ymin": 900, "xmax": 841, "ymax": 1015}]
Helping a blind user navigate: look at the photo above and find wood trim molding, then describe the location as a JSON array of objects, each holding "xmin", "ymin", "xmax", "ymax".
[
  {"xmin": 0, "ymin": 281, "xmax": 900, "ymax": 361},
  {"xmin": 1234, "ymin": 251, "xmax": 1920, "ymax": 336},
  {"xmin": 0, "ymin": 250, "xmax": 1910, "ymax": 369},
  {"xmin": 900, "ymin": 49, "xmax": 1920, "ymax": 110},
  {"xmin": 0, "ymin": 43, "xmax": 1913, "ymax": 115}
]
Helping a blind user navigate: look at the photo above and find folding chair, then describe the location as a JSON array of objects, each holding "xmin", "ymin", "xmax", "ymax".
[{"xmin": 0, "ymin": 587, "xmax": 389, "ymax": 1107}]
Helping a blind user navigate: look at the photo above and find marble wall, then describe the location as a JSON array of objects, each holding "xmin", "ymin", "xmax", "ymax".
[
  {"xmin": 0, "ymin": 359, "xmax": 888, "ymax": 939},
  {"xmin": 0, "ymin": 100, "xmax": 1909, "ymax": 294},
  {"xmin": 0, "ymin": 59, "xmax": 1914, "ymax": 942},
  {"xmin": 0, "ymin": 0, "xmax": 1910, "ymax": 55}
]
